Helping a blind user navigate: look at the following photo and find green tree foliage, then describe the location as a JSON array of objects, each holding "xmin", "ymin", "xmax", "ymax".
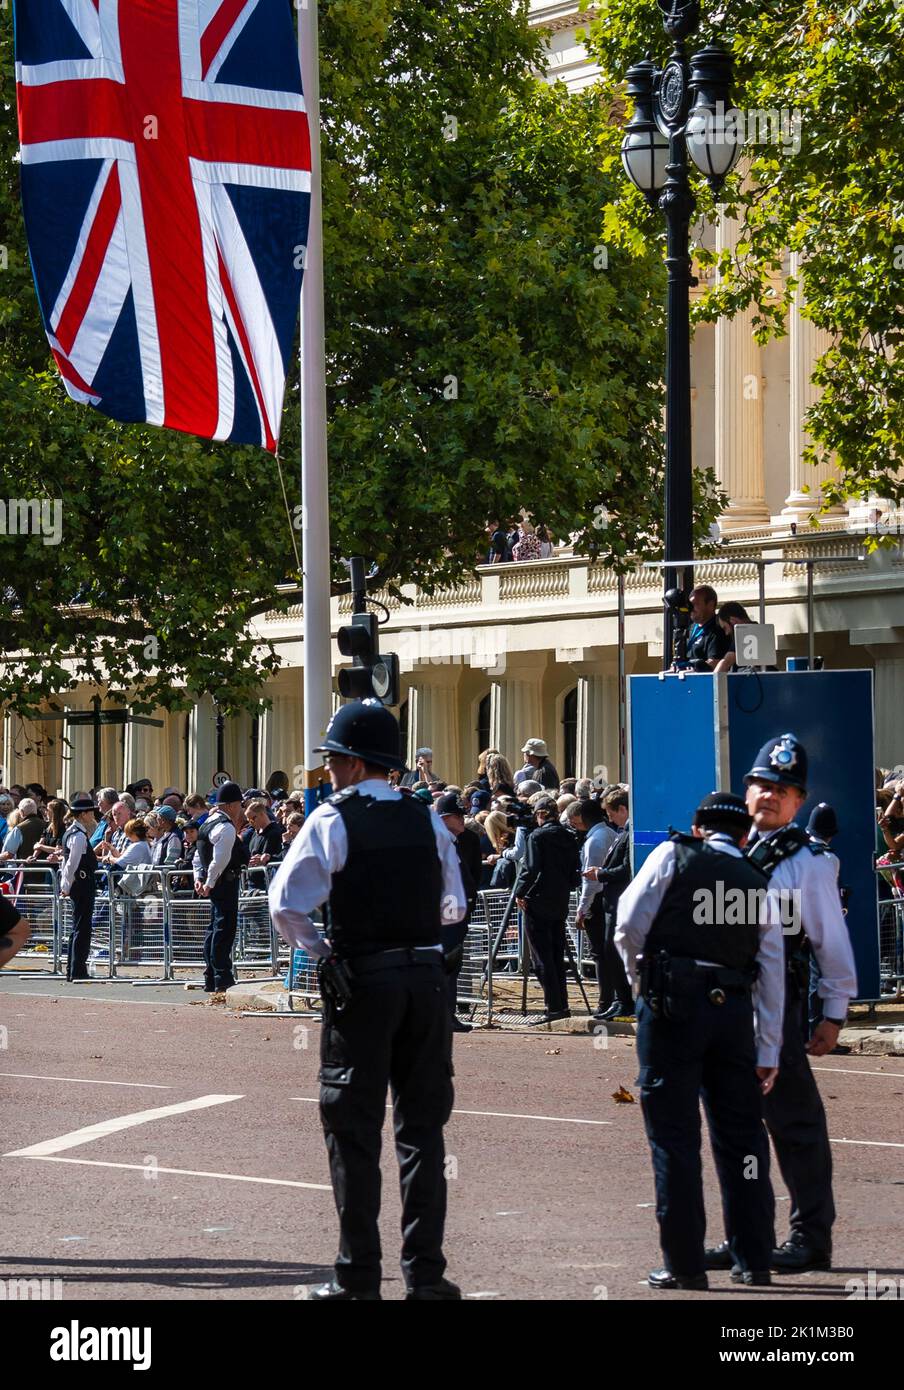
[
  {"xmin": 0, "ymin": 0, "xmax": 702, "ymax": 716},
  {"xmin": 583, "ymin": 0, "xmax": 904, "ymax": 511}
]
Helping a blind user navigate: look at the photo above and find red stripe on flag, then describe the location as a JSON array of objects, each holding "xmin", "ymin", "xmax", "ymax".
[
  {"xmin": 54, "ymin": 164, "xmax": 122, "ymax": 356},
  {"xmin": 217, "ymin": 247, "xmax": 276, "ymax": 454},
  {"xmin": 200, "ymin": 0, "xmax": 249, "ymax": 80},
  {"xmin": 185, "ymin": 100, "xmax": 310, "ymax": 172},
  {"xmin": 17, "ymin": 78, "xmax": 130, "ymax": 146},
  {"xmin": 118, "ymin": 0, "xmax": 219, "ymax": 440}
]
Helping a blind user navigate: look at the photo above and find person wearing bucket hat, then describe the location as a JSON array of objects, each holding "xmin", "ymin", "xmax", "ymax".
[
  {"xmin": 151, "ymin": 803, "xmax": 184, "ymax": 868},
  {"xmin": 615, "ymin": 790, "xmax": 784, "ymax": 1289},
  {"xmin": 269, "ymin": 700, "xmax": 468, "ymax": 1302},
  {"xmin": 514, "ymin": 737, "xmax": 560, "ymax": 791},
  {"xmin": 192, "ymin": 780, "xmax": 250, "ymax": 992},
  {"xmin": 704, "ymin": 735, "xmax": 858, "ymax": 1277},
  {"xmin": 59, "ymin": 792, "xmax": 99, "ymax": 982}
]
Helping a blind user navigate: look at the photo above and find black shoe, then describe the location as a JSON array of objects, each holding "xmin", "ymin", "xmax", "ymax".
[
  {"xmin": 647, "ymin": 1268, "xmax": 708, "ymax": 1291},
  {"xmin": 307, "ymin": 1280, "xmax": 381, "ymax": 1301},
  {"xmin": 612, "ymin": 1002, "xmax": 635, "ymax": 1019},
  {"xmin": 730, "ymin": 1268, "xmax": 772, "ymax": 1285},
  {"xmin": 591, "ymin": 1006, "xmax": 613, "ymax": 1020},
  {"xmin": 771, "ymin": 1235, "xmax": 831, "ymax": 1273},
  {"xmin": 67, "ymin": 974, "xmax": 91, "ymax": 982},
  {"xmin": 530, "ymin": 1009, "xmax": 571, "ymax": 1025},
  {"xmin": 595, "ymin": 1002, "xmax": 623, "ymax": 1022},
  {"xmin": 703, "ymin": 1241, "xmax": 733, "ymax": 1271},
  {"xmin": 451, "ymin": 1018, "xmax": 473, "ymax": 1034},
  {"xmin": 405, "ymin": 1277, "xmax": 462, "ymax": 1301}
]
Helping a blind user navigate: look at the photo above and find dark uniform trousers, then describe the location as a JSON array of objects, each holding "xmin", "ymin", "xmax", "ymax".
[
  {"xmin": 584, "ymin": 897, "xmax": 632, "ymax": 1012},
  {"xmin": 523, "ymin": 911, "xmax": 568, "ymax": 1015},
  {"xmin": 762, "ymin": 982, "xmax": 834, "ymax": 1249},
  {"xmin": 67, "ymin": 872, "xmax": 96, "ymax": 980},
  {"xmin": 441, "ymin": 919, "xmax": 470, "ymax": 1015},
  {"xmin": 203, "ymin": 875, "xmax": 240, "ymax": 990},
  {"xmin": 636, "ymin": 983, "xmax": 775, "ymax": 1277},
  {"xmin": 319, "ymin": 952, "xmax": 454, "ymax": 1294}
]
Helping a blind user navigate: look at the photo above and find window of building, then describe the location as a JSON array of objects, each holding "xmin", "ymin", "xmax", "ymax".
[
  {"xmin": 477, "ymin": 693, "xmax": 491, "ymax": 762},
  {"xmin": 562, "ymin": 687, "xmax": 578, "ymax": 780}
]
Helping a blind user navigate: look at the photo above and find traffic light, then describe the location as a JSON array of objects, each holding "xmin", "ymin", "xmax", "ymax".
[{"xmin": 337, "ymin": 611, "xmax": 400, "ymax": 706}]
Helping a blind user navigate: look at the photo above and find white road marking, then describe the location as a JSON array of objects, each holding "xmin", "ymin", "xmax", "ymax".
[
  {"xmin": 290, "ymin": 1097, "xmax": 613, "ymax": 1126},
  {"xmin": 830, "ymin": 1138, "xmax": 904, "ymax": 1150},
  {"xmin": 0, "ymin": 990, "xmax": 185, "ymax": 1006},
  {"xmin": 12, "ymin": 1154, "xmax": 331, "ymax": 1190},
  {"xmin": 3, "ymin": 1094, "xmax": 242, "ymax": 1157},
  {"xmin": 814, "ymin": 1066, "xmax": 904, "ymax": 1078},
  {"xmin": 0, "ymin": 1071, "xmax": 172, "ymax": 1090}
]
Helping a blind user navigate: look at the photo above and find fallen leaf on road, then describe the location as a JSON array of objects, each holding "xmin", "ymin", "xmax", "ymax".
[
  {"xmin": 544, "ymin": 1048, "xmax": 561, "ymax": 1056},
  {"xmin": 612, "ymin": 1086, "xmax": 635, "ymax": 1104}
]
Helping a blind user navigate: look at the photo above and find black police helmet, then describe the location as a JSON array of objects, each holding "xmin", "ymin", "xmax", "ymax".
[
  {"xmin": 314, "ymin": 699, "xmax": 404, "ymax": 771},
  {"xmin": 693, "ymin": 791, "xmax": 751, "ymax": 831},
  {"xmin": 744, "ymin": 733, "xmax": 808, "ymax": 792},
  {"xmin": 807, "ymin": 801, "xmax": 838, "ymax": 840}
]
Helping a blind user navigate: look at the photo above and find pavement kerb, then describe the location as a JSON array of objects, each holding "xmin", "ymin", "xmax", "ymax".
[{"xmin": 222, "ymin": 984, "xmax": 904, "ymax": 1054}]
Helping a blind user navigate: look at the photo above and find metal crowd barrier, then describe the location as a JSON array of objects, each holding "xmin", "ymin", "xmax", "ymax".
[
  {"xmin": 877, "ymin": 860, "xmax": 904, "ymax": 999},
  {"xmin": 0, "ymin": 862, "xmax": 283, "ymax": 984}
]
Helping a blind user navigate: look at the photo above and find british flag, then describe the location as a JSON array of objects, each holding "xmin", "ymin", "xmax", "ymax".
[{"xmin": 15, "ymin": 0, "xmax": 311, "ymax": 452}]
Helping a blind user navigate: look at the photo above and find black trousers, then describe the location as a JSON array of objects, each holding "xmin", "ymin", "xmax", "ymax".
[
  {"xmin": 583, "ymin": 902, "xmax": 608, "ymax": 1009},
  {"xmin": 203, "ymin": 877, "xmax": 239, "ymax": 990},
  {"xmin": 319, "ymin": 953, "xmax": 454, "ymax": 1294},
  {"xmin": 523, "ymin": 910, "xmax": 568, "ymax": 1014},
  {"xmin": 603, "ymin": 907, "xmax": 632, "ymax": 1010},
  {"xmin": 441, "ymin": 919, "xmax": 470, "ymax": 1015},
  {"xmin": 636, "ymin": 985, "xmax": 775, "ymax": 1277},
  {"xmin": 763, "ymin": 986, "xmax": 835, "ymax": 1250},
  {"xmin": 67, "ymin": 877, "xmax": 95, "ymax": 980}
]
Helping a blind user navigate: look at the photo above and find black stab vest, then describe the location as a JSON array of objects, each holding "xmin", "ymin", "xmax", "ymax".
[
  {"xmin": 328, "ymin": 791, "xmax": 442, "ymax": 958},
  {"xmin": 196, "ymin": 812, "xmax": 250, "ymax": 880},
  {"xmin": 645, "ymin": 836, "xmax": 767, "ymax": 972}
]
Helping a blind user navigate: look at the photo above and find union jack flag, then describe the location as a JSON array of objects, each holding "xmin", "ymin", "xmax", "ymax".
[{"xmin": 14, "ymin": 0, "xmax": 311, "ymax": 452}]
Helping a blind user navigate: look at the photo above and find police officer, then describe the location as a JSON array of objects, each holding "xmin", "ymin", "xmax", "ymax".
[
  {"xmin": 707, "ymin": 735, "xmax": 857, "ymax": 1275},
  {"xmin": 615, "ymin": 792, "xmax": 785, "ymax": 1289},
  {"xmin": 59, "ymin": 792, "xmax": 99, "ymax": 982},
  {"xmin": 193, "ymin": 781, "xmax": 249, "ymax": 993},
  {"xmin": 268, "ymin": 700, "xmax": 467, "ymax": 1301}
]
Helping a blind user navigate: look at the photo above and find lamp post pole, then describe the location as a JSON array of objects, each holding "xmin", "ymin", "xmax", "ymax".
[{"xmin": 621, "ymin": 1, "xmax": 740, "ymax": 668}]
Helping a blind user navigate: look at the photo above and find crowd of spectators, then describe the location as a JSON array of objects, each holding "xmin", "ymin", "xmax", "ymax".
[{"xmin": 0, "ymin": 778, "xmax": 307, "ymax": 885}]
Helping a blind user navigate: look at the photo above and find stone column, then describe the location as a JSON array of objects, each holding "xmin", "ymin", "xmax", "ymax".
[
  {"xmin": 489, "ymin": 674, "xmax": 542, "ymax": 772},
  {"xmin": 714, "ymin": 213, "xmax": 768, "ymax": 531},
  {"xmin": 873, "ymin": 654, "xmax": 904, "ymax": 768},
  {"xmin": 188, "ymin": 695, "xmax": 218, "ymax": 794},
  {"xmin": 782, "ymin": 253, "xmax": 844, "ymax": 521},
  {"xmin": 406, "ymin": 678, "xmax": 461, "ymax": 785},
  {"xmin": 574, "ymin": 672, "xmax": 619, "ymax": 783}
]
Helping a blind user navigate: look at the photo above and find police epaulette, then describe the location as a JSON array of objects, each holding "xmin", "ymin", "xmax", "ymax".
[
  {"xmin": 328, "ymin": 786, "xmax": 360, "ymax": 806},
  {"xmin": 746, "ymin": 823, "xmax": 811, "ymax": 875}
]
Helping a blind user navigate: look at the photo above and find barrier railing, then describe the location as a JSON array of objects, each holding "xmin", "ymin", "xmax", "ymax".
[{"xmin": 877, "ymin": 860, "xmax": 904, "ymax": 999}]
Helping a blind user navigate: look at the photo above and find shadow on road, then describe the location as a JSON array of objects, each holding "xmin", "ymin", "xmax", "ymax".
[{"xmin": 0, "ymin": 1255, "xmax": 336, "ymax": 1292}]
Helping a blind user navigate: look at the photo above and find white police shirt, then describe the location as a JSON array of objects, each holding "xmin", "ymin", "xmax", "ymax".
[
  {"xmin": 59, "ymin": 823, "xmax": 89, "ymax": 895},
  {"xmin": 614, "ymin": 833, "xmax": 785, "ymax": 1068},
  {"xmin": 761, "ymin": 829, "xmax": 857, "ymax": 1018},
  {"xmin": 269, "ymin": 778, "xmax": 468, "ymax": 959}
]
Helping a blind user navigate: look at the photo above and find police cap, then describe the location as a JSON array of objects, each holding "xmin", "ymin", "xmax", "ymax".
[
  {"xmin": 693, "ymin": 791, "xmax": 751, "ymax": 831},
  {"xmin": 70, "ymin": 791, "xmax": 95, "ymax": 813},
  {"xmin": 807, "ymin": 801, "xmax": 838, "ymax": 840},
  {"xmin": 744, "ymin": 732, "xmax": 808, "ymax": 791},
  {"xmin": 314, "ymin": 699, "xmax": 405, "ymax": 771},
  {"xmin": 216, "ymin": 780, "xmax": 244, "ymax": 805}
]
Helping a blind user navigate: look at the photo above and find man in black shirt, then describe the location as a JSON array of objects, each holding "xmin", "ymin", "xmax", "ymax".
[
  {"xmin": 514, "ymin": 795, "xmax": 581, "ymax": 1022},
  {"xmin": 684, "ymin": 585, "xmax": 731, "ymax": 671}
]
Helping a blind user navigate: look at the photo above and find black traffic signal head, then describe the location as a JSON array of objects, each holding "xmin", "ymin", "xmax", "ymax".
[{"xmin": 336, "ymin": 611, "xmax": 400, "ymax": 706}]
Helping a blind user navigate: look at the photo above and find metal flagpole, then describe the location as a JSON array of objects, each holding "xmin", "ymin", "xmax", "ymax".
[{"xmin": 298, "ymin": 0, "xmax": 332, "ymax": 817}]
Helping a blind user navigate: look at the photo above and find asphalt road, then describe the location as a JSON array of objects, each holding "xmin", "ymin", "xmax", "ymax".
[{"xmin": 2, "ymin": 976, "xmax": 903, "ymax": 1302}]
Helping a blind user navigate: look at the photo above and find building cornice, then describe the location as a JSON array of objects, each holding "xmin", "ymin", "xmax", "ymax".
[{"xmin": 529, "ymin": 5, "xmax": 598, "ymax": 36}]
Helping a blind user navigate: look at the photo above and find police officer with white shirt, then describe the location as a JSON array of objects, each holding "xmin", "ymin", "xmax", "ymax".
[
  {"xmin": 615, "ymin": 792, "xmax": 785, "ymax": 1290},
  {"xmin": 59, "ymin": 792, "xmax": 99, "ymax": 982},
  {"xmin": 193, "ymin": 781, "xmax": 249, "ymax": 993},
  {"xmin": 707, "ymin": 735, "xmax": 857, "ymax": 1276},
  {"xmin": 269, "ymin": 700, "xmax": 468, "ymax": 1302}
]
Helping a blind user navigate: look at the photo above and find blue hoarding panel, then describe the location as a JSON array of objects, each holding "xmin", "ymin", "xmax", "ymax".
[
  {"xmin": 628, "ymin": 675, "xmax": 717, "ymax": 872},
  {"xmin": 628, "ymin": 670, "xmax": 879, "ymax": 1001},
  {"xmin": 726, "ymin": 670, "xmax": 878, "ymax": 1001}
]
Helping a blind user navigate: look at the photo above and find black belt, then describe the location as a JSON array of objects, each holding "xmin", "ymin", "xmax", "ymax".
[
  {"xmin": 346, "ymin": 948, "xmax": 443, "ymax": 975},
  {"xmin": 687, "ymin": 963, "xmax": 753, "ymax": 993}
]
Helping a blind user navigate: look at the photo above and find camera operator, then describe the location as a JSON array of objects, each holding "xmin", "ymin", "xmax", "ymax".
[{"xmin": 681, "ymin": 586, "xmax": 731, "ymax": 672}]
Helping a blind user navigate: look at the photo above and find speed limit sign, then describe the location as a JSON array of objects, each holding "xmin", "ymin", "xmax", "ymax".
[{"xmin": 212, "ymin": 770, "xmax": 231, "ymax": 788}]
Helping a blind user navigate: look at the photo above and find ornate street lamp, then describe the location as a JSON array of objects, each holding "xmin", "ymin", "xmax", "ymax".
[{"xmin": 620, "ymin": 0, "xmax": 742, "ymax": 667}]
